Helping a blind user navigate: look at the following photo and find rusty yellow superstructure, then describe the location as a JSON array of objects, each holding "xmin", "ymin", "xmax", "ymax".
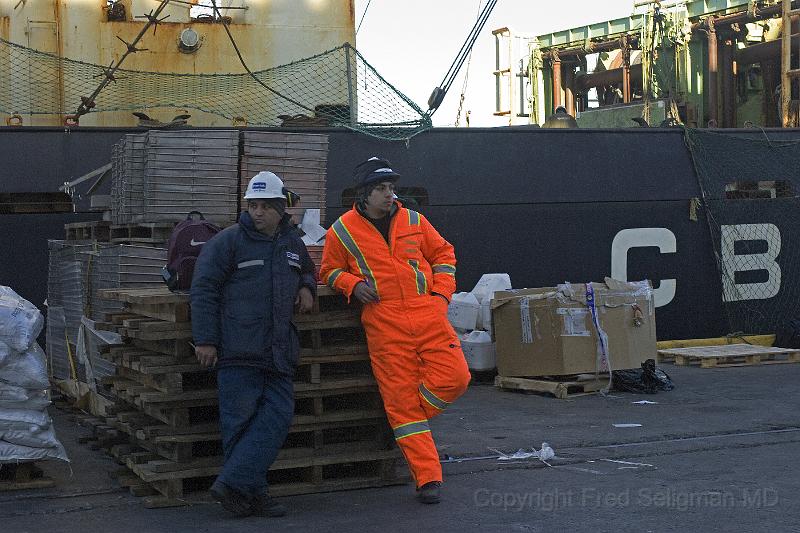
[{"xmin": 0, "ymin": 0, "xmax": 355, "ymax": 126}]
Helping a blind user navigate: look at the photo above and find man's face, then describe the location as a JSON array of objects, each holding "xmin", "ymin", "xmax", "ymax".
[
  {"xmin": 247, "ymin": 199, "xmax": 283, "ymax": 234},
  {"xmin": 365, "ymin": 181, "xmax": 395, "ymax": 215}
]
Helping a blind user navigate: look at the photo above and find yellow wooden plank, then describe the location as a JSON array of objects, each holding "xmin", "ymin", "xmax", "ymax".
[{"xmin": 656, "ymin": 334, "xmax": 774, "ymax": 350}]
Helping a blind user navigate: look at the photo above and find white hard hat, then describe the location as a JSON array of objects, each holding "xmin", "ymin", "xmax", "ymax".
[{"xmin": 244, "ymin": 171, "xmax": 285, "ymax": 200}]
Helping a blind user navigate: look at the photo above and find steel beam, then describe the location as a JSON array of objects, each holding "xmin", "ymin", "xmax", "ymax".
[{"xmin": 707, "ymin": 18, "xmax": 719, "ymax": 125}]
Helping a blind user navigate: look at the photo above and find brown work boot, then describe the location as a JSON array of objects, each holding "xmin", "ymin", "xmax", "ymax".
[
  {"xmin": 251, "ymin": 493, "xmax": 287, "ymax": 517},
  {"xmin": 416, "ymin": 481, "xmax": 442, "ymax": 504},
  {"xmin": 210, "ymin": 480, "xmax": 253, "ymax": 517}
]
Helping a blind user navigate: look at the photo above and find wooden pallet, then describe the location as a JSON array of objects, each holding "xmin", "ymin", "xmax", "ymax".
[
  {"xmin": 128, "ymin": 449, "xmax": 406, "ymax": 506},
  {"xmin": 66, "ymin": 402, "xmax": 405, "ymax": 507},
  {"xmin": 75, "ymin": 284, "xmax": 407, "ymax": 507},
  {"xmin": 494, "ymin": 374, "xmax": 609, "ymax": 399},
  {"xmin": 97, "ymin": 287, "xmax": 190, "ymax": 323},
  {"xmin": 109, "ymin": 409, "xmax": 391, "ymax": 464},
  {"xmin": 110, "ymin": 223, "xmax": 174, "ymax": 244},
  {"xmin": 0, "ymin": 462, "xmax": 56, "ymax": 491},
  {"xmin": 65, "ymin": 220, "xmax": 111, "ymax": 242},
  {"xmin": 658, "ymin": 344, "xmax": 800, "ymax": 368}
]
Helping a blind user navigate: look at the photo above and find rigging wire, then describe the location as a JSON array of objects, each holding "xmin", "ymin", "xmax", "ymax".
[
  {"xmin": 209, "ymin": 0, "xmax": 319, "ymax": 116},
  {"xmin": 427, "ymin": 0, "xmax": 497, "ymax": 115},
  {"xmin": 455, "ymin": 0, "xmax": 483, "ymax": 126},
  {"xmin": 356, "ymin": 0, "xmax": 372, "ymax": 35}
]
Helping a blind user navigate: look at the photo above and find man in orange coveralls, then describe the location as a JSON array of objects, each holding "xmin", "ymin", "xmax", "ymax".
[{"xmin": 320, "ymin": 156, "xmax": 471, "ymax": 505}]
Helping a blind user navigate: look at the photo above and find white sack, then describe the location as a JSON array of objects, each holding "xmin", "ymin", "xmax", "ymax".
[
  {"xmin": 0, "ymin": 440, "xmax": 68, "ymax": 462},
  {"xmin": 0, "ymin": 408, "xmax": 51, "ymax": 430},
  {"xmin": 0, "ymin": 385, "xmax": 50, "ymax": 410},
  {"xmin": 0, "ymin": 286, "xmax": 44, "ymax": 352},
  {"xmin": 0, "ymin": 342, "xmax": 49, "ymax": 389},
  {"xmin": 1, "ymin": 425, "xmax": 62, "ymax": 449}
]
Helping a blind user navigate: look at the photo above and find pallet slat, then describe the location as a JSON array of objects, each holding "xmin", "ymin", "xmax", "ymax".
[{"xmin": 494, "ymin": 375, "xmax": 608, "ymax": 399}]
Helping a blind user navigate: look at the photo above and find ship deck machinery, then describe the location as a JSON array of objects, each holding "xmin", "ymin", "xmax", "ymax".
[{"xmin": 494, "ymin": 0, "xmax": 800, "ymax": 128}]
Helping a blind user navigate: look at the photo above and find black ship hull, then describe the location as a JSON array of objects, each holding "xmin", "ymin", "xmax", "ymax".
[{"xmin": 2, "ymin": 126, "xmax": 798, "ymax": 340}]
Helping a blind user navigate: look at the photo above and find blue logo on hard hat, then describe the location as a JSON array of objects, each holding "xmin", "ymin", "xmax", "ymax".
[{"xmin": 253, "ymin": 182, "xmax": 267, "ymax": 191}]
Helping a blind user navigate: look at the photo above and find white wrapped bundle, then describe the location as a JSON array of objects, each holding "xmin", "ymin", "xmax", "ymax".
[
  {"xmin": 1, "ymin": 425, "xmax": 62, "ymax": 449},
  {"xmin": 0, "ymin": 342, "xmax": 49, "ymax": 389},
  {"xmin": 0, "ymin": 408, "xmax": 51, "ymax": 432},
  {"xmin": 0, "ymin": 384, "xmax": 49, "ymax": 410},
  {"xmin": 0, "ymin": 441, "xmax": 68, "ymax": 462},
  {"xmin": 0, "ymin": 286, "xmax": 43, "ymax": 352}
]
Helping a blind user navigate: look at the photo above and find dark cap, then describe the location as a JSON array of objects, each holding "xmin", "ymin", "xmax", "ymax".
[{"xmin": 352, "ymin": 156, "xmax": 401, "ymax": 189}]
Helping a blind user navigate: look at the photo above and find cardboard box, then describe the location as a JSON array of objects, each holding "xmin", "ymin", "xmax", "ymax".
[{"xmin": 492, "ymin": 279, "xmax": 656, "ymax": 377}]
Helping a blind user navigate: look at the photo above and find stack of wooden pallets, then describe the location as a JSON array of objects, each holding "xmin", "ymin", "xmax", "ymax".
[
  {"xmin": 241, "ymin": 132, "xmax": 328, "ymax": 225},
  {"xmin": 88, "ymin": 286, "xmax": 406, "ymax": 507}
]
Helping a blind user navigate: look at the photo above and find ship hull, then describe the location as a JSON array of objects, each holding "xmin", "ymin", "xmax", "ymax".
[{"xmin": 2, "ymin": 126, "xmax": 799, "ymax": 340}]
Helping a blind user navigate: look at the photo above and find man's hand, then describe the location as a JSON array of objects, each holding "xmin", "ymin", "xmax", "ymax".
[
  {"xmin": 353, "ymin": 281, "xmax": 379, "ymax": 304},
  {"xmin": 195, "ymin": 344, "xmax": 218, "ymax": 368},
  {"xmin": 295, "ymin": 286, "xmax": 314, "ymax": 314}
]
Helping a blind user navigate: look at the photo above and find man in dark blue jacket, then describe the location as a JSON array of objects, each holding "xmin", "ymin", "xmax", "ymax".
[{"xmin": 191, "ymin": 170, "xmax": 316, "ymax": 517}]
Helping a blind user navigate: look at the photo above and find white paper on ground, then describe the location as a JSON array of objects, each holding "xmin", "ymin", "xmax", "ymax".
[
  {"xmin": 631, "ymin": 400, "xmax": 659, "ymax": 405},
  {"xmin": 613, "ymin": 423, "xmax": 643, "ymax": 428},
  {"xmin": 492, "ymin": 442, "xmax": 555, "ymax": 462},
  {"xmin": 600, "ymin": 459, "xmax": 654, "ymax": 467}
]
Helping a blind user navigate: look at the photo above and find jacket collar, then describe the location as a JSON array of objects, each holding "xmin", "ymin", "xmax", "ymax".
[
  {"xmin": 355, "ymin": 200, "xmax": 400, "ymax": 221},
  {"xmin": 239, "ymin": 211, "xmax": 294, "ymax": 240}
]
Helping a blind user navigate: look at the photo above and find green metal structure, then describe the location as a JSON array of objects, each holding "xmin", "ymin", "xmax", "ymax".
[{"xmin": 496, "ymin": 0, "xmax": 793, "ymax": 128}]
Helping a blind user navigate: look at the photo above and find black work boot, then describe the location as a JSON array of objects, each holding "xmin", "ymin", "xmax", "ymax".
[
  {"xmin": 210, "ymin": 480, "xmax": 253, "ymax": 517},
  {"xmin": 416, "ymin": 481, "xmax": 442, "ymax": 504},
  {"xmin": 251, "ymin": 494, "xmax": 287, "ymax": 517}
]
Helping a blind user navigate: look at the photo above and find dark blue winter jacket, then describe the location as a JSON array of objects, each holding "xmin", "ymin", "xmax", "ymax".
[{"xmin": 190, "ymin": 211, "xmax": 317, "ymax": 375}]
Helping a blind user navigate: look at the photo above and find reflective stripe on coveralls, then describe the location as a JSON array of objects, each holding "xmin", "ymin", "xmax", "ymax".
[
  {"xmin": 408, "ymin": 209, "xmax": 421, "ymax": 226},
  {"xmin": 432, "ymin": 264, "xmax": 456, "ymax": 275},
  {"xmin": 393, "ymin": 419, "xmax": 431, "ymax": 440},
  {"xmin": 325, "ymin": 268, "xmax": 345, "ymax": 288},
  {"xmin": 419, "ymin": 383, "xmax": 450, "ymax": 411},
  {"xmin": 331, "ymin": 219, "xmax": 378, "ymax": 293},
  {"xmin": 408, "ymin": 260, "xmax": 427, "ymax": 294}
]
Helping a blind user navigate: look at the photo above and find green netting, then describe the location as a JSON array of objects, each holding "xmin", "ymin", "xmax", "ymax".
[
  {"xmin": 685, "ymin": 128, "xmax": 800, "ymax": 336},
  {"xmin": 0, "ymin": 38, "xmax": 430, "ymax": 141}
]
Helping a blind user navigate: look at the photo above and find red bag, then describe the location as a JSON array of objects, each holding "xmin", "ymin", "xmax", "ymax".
[{"xmin": 161, "ymin": 211, "xmax": 221, "ymax": 292}]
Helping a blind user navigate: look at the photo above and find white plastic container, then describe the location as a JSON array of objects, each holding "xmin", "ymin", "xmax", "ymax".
[
  {"xmin": 461, "ymin": 330, "xmax": 496, "ymax": 371},
  {"xmin": 470, "ymin": 274, "xmax": 511, "ymax": 334},
  {"xmin": 470, "ymin": 274, "xmax": 512, "ymax": 304},
  {"xmin": 448, "ymin": 292, "xmax": 480, "ymax": 331},
  {"xmin": 477, "ymin": 300, "xmax": 493, "ymax": 335}
]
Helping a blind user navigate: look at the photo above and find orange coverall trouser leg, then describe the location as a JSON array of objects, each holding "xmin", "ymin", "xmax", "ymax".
[{"xmin": 362, "ymin": 296, "xmax": 471, "ymax": 488}]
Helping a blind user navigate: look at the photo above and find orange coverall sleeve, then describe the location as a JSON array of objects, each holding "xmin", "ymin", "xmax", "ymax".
[
  {"xmin": 320, "ymin": 226, "xmax": 363, "ymax": 301},
  {"xmin": 419, "ymin": 214, "xmax": 457, "ymax": 300}
]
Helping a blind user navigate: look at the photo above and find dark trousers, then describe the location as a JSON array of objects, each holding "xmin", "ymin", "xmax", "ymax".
[{"xmin": 215, "ymin": 366, "xmax": 294, "ymax": 497}]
